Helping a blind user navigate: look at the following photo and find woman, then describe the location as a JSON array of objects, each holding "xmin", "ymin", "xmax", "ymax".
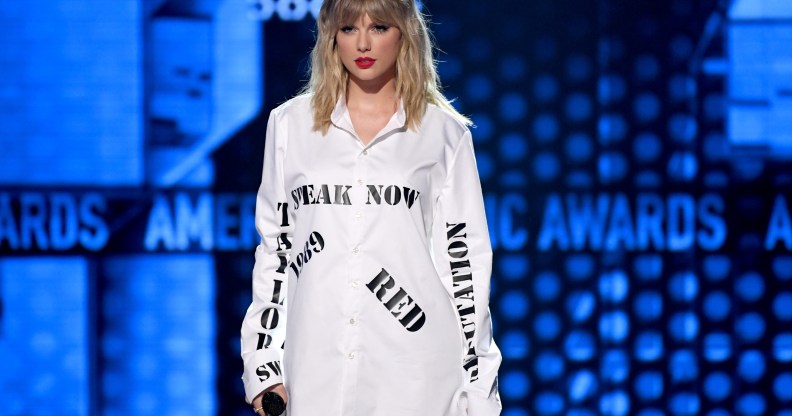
[{"xmin": 241, "ymin": 0, "xmax": 501, "ymax": 414}]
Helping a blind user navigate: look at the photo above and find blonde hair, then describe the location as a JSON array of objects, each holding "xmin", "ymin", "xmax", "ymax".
[{"xmin": 301, "ymin": 0, "xmax": 471, "ymax": 133}]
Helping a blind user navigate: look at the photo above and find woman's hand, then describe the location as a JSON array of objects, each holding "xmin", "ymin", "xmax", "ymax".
[{"xmin": 252, "ymin": 383, "xmax": 289, "ymax": 415}]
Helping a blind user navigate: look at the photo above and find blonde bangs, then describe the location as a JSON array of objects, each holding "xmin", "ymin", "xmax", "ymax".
[
  {"xmin": 303, "ymin": 0, "xmax": 471, "ymax": 134},
  {"xmin": 329, "ymin": 0, "xmax": 404, "ymax": 30}
]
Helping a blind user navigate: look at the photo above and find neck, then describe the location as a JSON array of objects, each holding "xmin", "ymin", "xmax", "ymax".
[{"xmin": 346, "ymin": 74, "xmax": 398, "ymax": 112}]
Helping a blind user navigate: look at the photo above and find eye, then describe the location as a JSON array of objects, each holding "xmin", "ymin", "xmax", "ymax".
[
  {"xmin": 339, "ymin": 25, "xmax": 355, "ymax": 33},
  {"xmin": 372, "ymin": 24, "xmax": 390, "ymax": 33}
]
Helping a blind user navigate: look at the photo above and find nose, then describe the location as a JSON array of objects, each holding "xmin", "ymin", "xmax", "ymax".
[{"xmin": 357, "ymin": 32, "xmax": 371, "ymax": 52}]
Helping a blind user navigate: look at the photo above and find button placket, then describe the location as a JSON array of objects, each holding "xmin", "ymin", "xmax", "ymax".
[{"xmin": 343, "ymin": 139, "xmax": 367, "ymax": 400}]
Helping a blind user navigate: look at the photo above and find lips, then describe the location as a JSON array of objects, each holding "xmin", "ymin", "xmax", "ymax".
[{"xmin": 354, "ymin": 57, "xmax": 376, "ymax": 69}]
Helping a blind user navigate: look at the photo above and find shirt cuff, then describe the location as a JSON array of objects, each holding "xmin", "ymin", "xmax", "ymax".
[{"xmin": 242, "ymin": 348, "xmax": 285, "ymax": 404}]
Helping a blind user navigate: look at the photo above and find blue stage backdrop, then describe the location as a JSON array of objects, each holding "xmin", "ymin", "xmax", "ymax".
[{"xmin": 2, "ymin": 0, "xmax": 792, "ymax": 415}]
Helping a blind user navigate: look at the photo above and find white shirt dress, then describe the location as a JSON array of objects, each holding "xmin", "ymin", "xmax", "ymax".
[{"xmin": 241, "ymin": 94, "xmax": 502, "ymax": 415}]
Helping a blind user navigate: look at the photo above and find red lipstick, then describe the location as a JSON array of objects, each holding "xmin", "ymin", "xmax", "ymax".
[{"xmin": 355, "ymin": 57, "xmax": 376, "ymax": 69}]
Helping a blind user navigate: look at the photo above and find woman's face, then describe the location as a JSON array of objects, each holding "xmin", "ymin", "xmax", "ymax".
[{"xmin": 335, "ymin": 13, "xmax": 401, "ymax": 88}]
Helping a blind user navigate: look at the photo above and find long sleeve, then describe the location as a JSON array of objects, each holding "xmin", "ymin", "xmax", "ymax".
[
  {"xmin": 430, "ymin": 131, "xmax": 502, "ymax": 415},
  {"xmin": 241, "ymin": 109, "xmax": 293, "ymax": 403}
]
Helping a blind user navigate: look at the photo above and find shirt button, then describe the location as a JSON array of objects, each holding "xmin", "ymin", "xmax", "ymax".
[
  {"xmin": 357, "ymin": 178, "xmax": 364, "ymax": 185},
  {"xmin": 354, "ymin": 211, "xmax": 362, "ymax": 220},
  {"xmin": 349, "ymin": 317, "xmax": 357, "ymax": 325},
  {"xmin": 351, "ymin": 281, "xmax": 360, "ymax": 288},
  {"xmin": 348, "ymin": 352, "xmax": 355, "ymax": 360},
  {"xmin": 362, "ymin": 149, "xmax": 368, "ymax": 156},
  {"xmin": 352, "ymin": 247, "xmax": 359, "ymax": 254}
]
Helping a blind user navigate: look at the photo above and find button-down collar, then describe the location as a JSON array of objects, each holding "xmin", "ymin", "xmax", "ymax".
[{"xmin": 330, "ymin": 96, "xmax": 407, "ymax": 147}]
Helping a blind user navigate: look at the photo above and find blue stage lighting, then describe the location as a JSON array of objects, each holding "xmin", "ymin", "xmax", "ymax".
[
  {"xmin": 669, "ymin": 350, "xmax": 698, "ymax": 382},
  {"xmin": 533, "ymin": 113, "xmax": 560, "ymax": 143},
  {"xmin": 633, "ymin": 93, "xmax": 661, "ymax": 123},
  {"xmin": 598, "ymin": 390, "xmax": 630, "ymax": 416},
  {"xmin": 533, "ymin": 74, "xmax": 559, "ymax": 102},
  {"xmin": 533, "ymin": 151, "xmax": 561, "ymax": 182},
  {"xmin": 633, "ymin": 54, "xmax": 660, "ymax": 81},
  {"xmin": 598, "ymin": 152, "xmax": 628, "ymax": 182},
  {"xmin": 475, "ymin": 151, "xmax": 495, "ymax": 182},
  {"xmin": 438, "ymin": 56, "xmax": 462, "ymax": 81},
  {"xmin": 636, "ymin": 409, "xmax": 664, "ymax": 416},
  {"xmin": 703, "ymin": 291, "xmax": 731, "ymax": 322},
  {"xmin": 565, "ymin": 132, "xmax": 594, "ymax": 163},
  {"xmin": 634, "ymin": 330, "xmax": 663, "ymax": 362},
  {"xmin": 775, "ymin": 372, "xmax": 792, "ymax": 402},
  {"xmin": 633, "ymin": 132, "xmax": 662, "ymax": 163},
  {"xmin": 601, "ymin": 350, "xmax": 629, "ymax": 383},
  {"xmin": 499, "ymin": 132, "xmax": 529, "ymax": 162},
  {"xmin": 669, "ymin": 312, "xmax": 699, "ymax": 342},
  {"xmin": 599, "ymin": 270, "xmax": 629, "ymax": 303},
  {"xmin": 634, "ymin": 371, "xmax": 663, "ymax": 401},
  {"xmin": 567, "ymin": 409, "xmax": 596, "ymax": 416},
  {"xmin": 774, "ymin": 292, "xmax": 792, "ymax": 321},
  {"xmin": 465, "ymin": 74, "xmax": 494, "ymax": 103},
  {"xmin": 703, "ymin": 332, "xmax": 732, "ymax": 362},
  {"xmin": 703, "ymin": 255, "xmax": 731, "ymax": 281},
  {"xmin": 773, "ymin": 256, "xmax": 792, "ymax": 281},
  {"xmin": 565, "ymin": 254, "xmax": 595, "ymax": 281},
  {"xmin": 501, "ymin": 370, "xmax": 531, "ymax": 400},
  {"xmin": 500, "ymin": 330, "xmax": 530, "ymax": 360},
  {"xmin": 735, "ymin": 312, "xmax": 766, "ymax": 343},
  {"xmin": 670, "ymin": 35, "xmax": 693, "ymax": 60},
  {"xmin": 669, "ymin": 392, "xmax": 700, "ymax": 416},
  {"xmin": 667, "ymin": 152, "xmax": 698, "ymax": 181},
  {"xmin": 736, "ymin": 393, "xmax": 766, "ymax": 416},
  {"xmin": 668, "ymin": 75, "xmax": 696, "ymax": 103},
  {"xmin": 498, "ymin": 254, "xmax": 529, "ymax": 282},
  {"xmin": 503, "ymin": 408, "xmax": 530, "ymax": 416},
  {"xmin": 499, "ymin": 54, "xmax": 527, "ymax": 82},
  {"xmin": 499, "ymin": 92, "xmax": 528, "ymax": 122},
  {"xmin": 634, "ymin": 291, "xmax": 663, "ymax": 322},
  {"xmin": 738, "ymin": 350, "xmax": 766, "ymax": 382},
  {"xmin": 534, "ymin": 271, "xmax": 561, "ymax": 301},
  {"xmin": 599, "ymin": 311, "xmax": 629, "ymax": 343},
  {"xmin": 500, "ymin": 290, "xmax": 530, "ymax": 321},
  {"xmin": 568, "ymin": 370, "xmax": 598, "ymax": 403},
  {"xmin": 470, "ymin": 113, "xmax": 494, "ymax": 142},
  {"xmin": 735, "ymin": 272, "xmax": 765, "ymax": 303},
  {"xmin": 534, "ymin": 391, "xmax": 565, "ymax": 415},
  {"xmin": 535, "ymin": 350, "xmax": 565, "ymax": 381},
  {"xmin": 598, "ymin": 75, "xmax": 627, "ymax": 105},
  {"xmin": 564, "ymin": 330, "xmax": 596, "ymax": 362},
  {"xmin": 633, "ymin": 255, "xmax": 663, "ymax": 281},
  {"xmin": 567, "ymin": 170, "xmax": 595, "ymax": 188},
  {"xmin": 465, "ymin": 36, "xmax": 492, "ymax": 62},
  {"xmin": 598, "ymin": 114, "xmax": 628, "ymax": 144},
  {"xmin": 534, "ymin": 311, "xmax": 562, "ymax": 341},
  {"xmin": 566, "ymin": 53, "xmax": 593, "ymax": 82},
  {"xmin": 565, "ymin": 93, "xmax": 593, "ymax": 122},
  {"xmin": 566, "ymin": 291, "xmax": 595, "ymax": 323},
  {"xmin": 705, "ymin": 410, "xmax": 730, "ymax": 416},
  {"xmin": 703, "ymin": 371, "xmax": 731, "ymax": 402}
]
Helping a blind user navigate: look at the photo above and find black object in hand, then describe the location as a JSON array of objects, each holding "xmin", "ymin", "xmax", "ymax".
[{"xmin": 262, "ymin": 391, "xmax": 286, "ymax": 416}]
